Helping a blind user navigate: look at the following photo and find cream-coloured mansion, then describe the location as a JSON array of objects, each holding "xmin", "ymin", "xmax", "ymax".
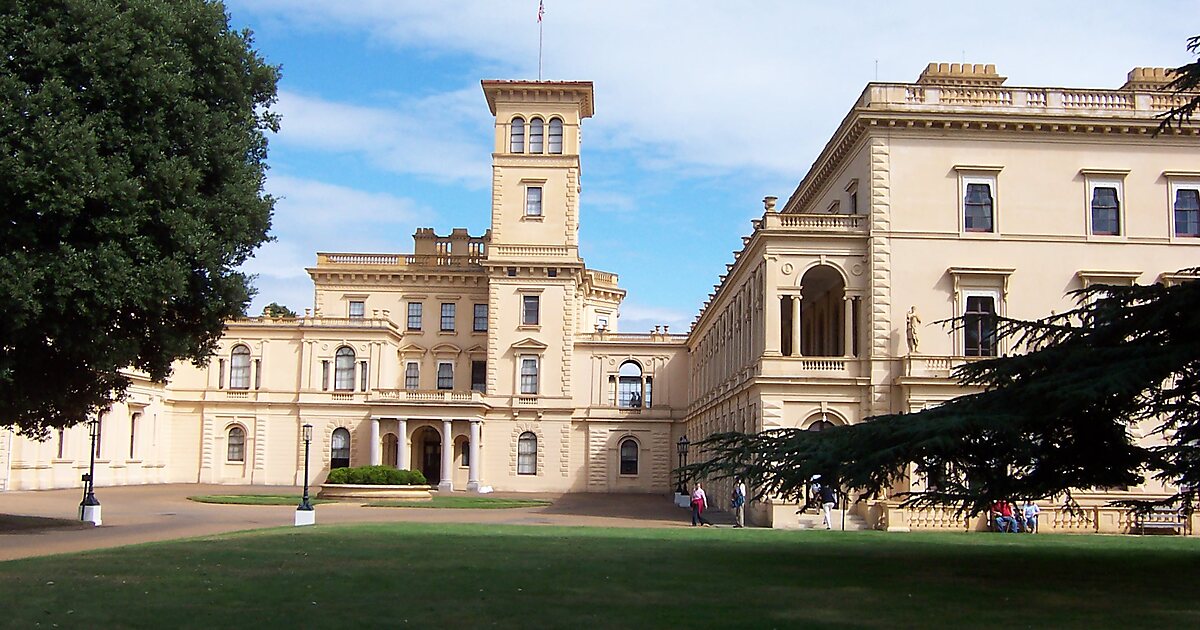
[{"xmin": 3, "ymin": 64, "xmax": 1198, "ymax": 532}]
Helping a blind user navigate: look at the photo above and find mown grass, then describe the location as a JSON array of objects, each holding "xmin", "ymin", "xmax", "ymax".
[
  {"xmin": 1, "ymin": 524, "xmax": 1197, "ymax": 628},
  {"xmin": 365, "ymin": 496, "xmax": 552, "ymax": 509},
  {"xmin": 187, "ymin": 494, "xmax": 337, "ymax": 506}
]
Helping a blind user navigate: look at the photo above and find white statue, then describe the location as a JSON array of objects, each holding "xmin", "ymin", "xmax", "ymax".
[{"xmin": 906, "ymin": 306, "xmax": 922, "ymax": 354}]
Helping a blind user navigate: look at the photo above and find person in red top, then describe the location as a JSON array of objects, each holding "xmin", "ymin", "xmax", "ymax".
[
  {"xmin": 690, "ymin": 483, "xmax": 713, "ymax": 527},
  {"xmin": 992, "ymin": 500, "xmax": 1020, "ymax": 533}
]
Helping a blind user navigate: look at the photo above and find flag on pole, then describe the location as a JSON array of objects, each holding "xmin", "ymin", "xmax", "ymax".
[{"xmin": 538, "ymin": 0, "xmax": 544, "ymax": 23}]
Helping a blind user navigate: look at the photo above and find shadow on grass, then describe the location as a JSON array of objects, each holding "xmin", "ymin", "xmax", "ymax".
[{"xmin": 1, "ymin": 524, "xmax": 1197, "ymax": 628}]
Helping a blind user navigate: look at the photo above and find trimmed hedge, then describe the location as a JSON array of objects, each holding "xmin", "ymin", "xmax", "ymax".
[{"xmin": 325, "ymin": 466, "xmax": 428, "ymax": 486}]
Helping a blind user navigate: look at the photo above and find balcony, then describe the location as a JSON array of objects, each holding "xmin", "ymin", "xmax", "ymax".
[
  {"xmin": 759, "ymin": 211, "xmax": 869, "ymax": 235},
  {"xmin": 369, "ymin": 389, "xmax": 487, "ymax": 405}
]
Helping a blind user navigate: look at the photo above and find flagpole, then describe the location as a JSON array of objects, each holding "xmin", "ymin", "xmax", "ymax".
[{"xmin": 538, "ymin": 9, "xmax": 543, "ymax": 81}]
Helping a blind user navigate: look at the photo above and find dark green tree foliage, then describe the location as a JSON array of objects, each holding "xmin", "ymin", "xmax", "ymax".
[
  {"xmin": 0, "ymin": 0, "xmax": 279, "ymax": 437},
  {"xmin": 262, "ymin": 302, "xmax": 297, "ymax": 318},
  {"xmin": 689, "ymin": 280, "xmax": 1200, "ymax": 514},
  {"xmin": 1161, "ymin": 35, "xmax": 1200, "ymax": 130}
]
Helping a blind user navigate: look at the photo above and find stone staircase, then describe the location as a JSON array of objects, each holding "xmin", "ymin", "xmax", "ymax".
[{"xmin": 790, "ymin": 509, "xmax": 871, "ymax": 531}]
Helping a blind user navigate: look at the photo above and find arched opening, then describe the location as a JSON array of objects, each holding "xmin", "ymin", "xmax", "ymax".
[
  {"xmin": 799, "ymin": 265, "xmax": 847, "ymax": 356},
  {"xmin": 412, "ymin": 425, "xmax": 442, "ymax": 484},
  {"xmin": 517, "ymin": 431, "xmax": 537, "ymax": 475},
  {"xmin": 618, "ymin": 361, "xmax": 645, "ymax": 408},
  {"xmin": 528, "ymin": 117, "xmax": 544, "ymax": 153},
  {"xmin": 510, "ymin": 116, "xmax": 525, "ymax": 153},
  {"xmin": 382, "ymin": 432, "xmax": 398, "ymax": 468},
  {"xmin": 548, "ymin": 118, "xmax": 563, "ymax": 154},
  {"xmin": 330, "ymin": 427, "xmax": 351, "ymax": 469},
  {"xmin": 807, "ymin": 419, "xmax": 836, "ymax": 432},
  {"xmin": 229, "ymin": 345, "xmax": 251, "ymax": 389},
  {"xmin": 619, "ymin": 438, "xmax": 639, "ymax": 475},
  {"xmin": 227, "ymin": 426, "xmax": 246, "ymax": 462},
  {"xmin": 334, "ymin": 346, "xmax": 356, "ymax": 391}
]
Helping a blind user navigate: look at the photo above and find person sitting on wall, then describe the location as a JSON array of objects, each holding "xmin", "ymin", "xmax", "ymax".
[
  {"xmin": 1022, "ymin": 500, "xmax": 1040, "ymax": 534},
  {"xmin": 991, "ymin": 500, "xmax": 1020, "ymax": 533}
]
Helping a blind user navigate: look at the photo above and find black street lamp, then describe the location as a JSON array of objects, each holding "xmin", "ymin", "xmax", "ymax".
[
  {"xmin": 79, "ymin": 418, "xmax": 101, "ymax": 525},
  {"xmin": 675, "ymin": 435, "xmax": 690, "ymax": 495},
  {"xmin": 296, "ymin": 423, "xmax": 315, "ymax": 526}
]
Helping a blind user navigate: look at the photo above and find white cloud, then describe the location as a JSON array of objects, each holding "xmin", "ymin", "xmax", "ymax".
[
  {"xmin": 234, "ymin": 1, "xmax": 1197, "ymax": 180},
  {"xmin": 275, "ymin": 90, "xmax": 492, "ymax": 186},
  {"xmin": 618, "ymin": 302, "xmax": 692, "ymax": 333}
]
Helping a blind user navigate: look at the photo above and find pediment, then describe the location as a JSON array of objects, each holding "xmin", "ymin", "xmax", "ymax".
[
  {"xmin": 464, "ymin": 344, "xmax": 487, "ymax": 355},
  {"xmin": 398, "ymin": 342, "xmax": 427, "ymax": 356},
  {"xmin": 510, "ymin": 337, "xmax": 548, "ymax": 351},
  {"xmin": 431, "ymin": 342, "xmax": 463, "ymax": 356}
]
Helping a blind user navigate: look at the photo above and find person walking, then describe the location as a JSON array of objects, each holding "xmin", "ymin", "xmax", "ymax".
[
  {"xmin": 819, "ymin": 483, "xmax": 837, "ymax": 530},
  {"xmin": 690, "ymin": 483, "xmax": 713, "ymax": 527},
  {"xmin": 731, "ymin": 479, "xmax": 747, "ymax": 528}
]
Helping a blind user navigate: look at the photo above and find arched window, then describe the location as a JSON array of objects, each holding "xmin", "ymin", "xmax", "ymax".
[
  {"xmin": 227, "ymin": 426, "xmax": 246, "ymax": 462},
  {"xmin": 618, "ymin": 361, "xmax": 644, "ymax": 408},
  {"xmin": 528, "ymin": 117, "xmax": 544, "ymax": 153},
  {"xmin": 517, "ymin": 431, "xmax": 537, "ymax": 475},
  {"xmin": 619, "ymin": 438, "xmax": 638, "ymax": 475},
  {"xmin": 808, "ymin": 419, "xmax": 835, "ymax": 432},
  {"xmin": 334, "ymin": 347, "xmax": 355, "ymax": 391},
  {"xmin": 548, "ymin": 118, "xmax": 563, "ymax": 154},
  {"xmin": 510, "ymin": 116, "xmax": 526, "ymax": 153},
  {"xmin": 229, "ymin": 345, "xmax": 251, "ymax": 389},
  {"xmin": 331, "ymin": 427, "xmax": 351, "ymax": 469}
]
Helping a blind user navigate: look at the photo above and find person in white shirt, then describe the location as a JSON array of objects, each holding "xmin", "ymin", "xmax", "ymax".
[
  {"xmin": 1022, "ymin": 500, "xmax": 1041, "ymax": 533},
  {"xmin": 690, "ymin": 483, "xmax": 713, "ymax": 527},
  {"xmin": 731, "ymin": 479, "xmax": 747, "ymax": 528}
]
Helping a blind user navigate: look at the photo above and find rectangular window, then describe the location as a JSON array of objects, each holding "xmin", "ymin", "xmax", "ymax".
[
  {"xmin": 963, "ymin": 181, "xmax": 994, "ymax": 232},
  {"xmin": 321, "ymin": 361, "xmax": 329, "ymax": 391},
  {"xmin": 471, "ymin": 360, "xmax": 486, "ymax": 393},
  {"xmin": 547, "ymin": 268, "xmax": 557, "ymax": 278},
  {"xmin": 520, "ymin": 357, "xmax": 539, "ymax": 394},
  {"xmin": 407, "ymin": 302, "xmax": 422, "ymax": 330},
  {"xmin": 1091, "ymin": 186, "xmax": 1121, "ymax": 236},
  {"xmin": 473, "ymin": 304, "xmax": 488, "ymax": 331},
  {"xmin": 525, "ymin": 186, "xmax": 543, "ymax": 216},
  {"xmin": 963, "ymin": 295, "xmax": 998, "ymax": 357},
  {"xmin": 597, "ymin": 315, "xmax": 609, "ymax": 331},
  {"xmin": 405, "ymin": 362, "xmax": 419, "ymax": 390},
  {"xmin": 1175, "ymin": 187, "xmax": 1200, "ymax": 237},
  {"xmin": 440, "ymin": 303, "xmax": 456, "ymax": 331},
  {"xmin": 359, "ymin": 361, "xmax": 369, "ymax": 392},
  {"xmin": 437, "ymin": 362, "xmax": 454, "ymax": 390},
  {"xmin": 522, "ymin": 295, "xmax": 540, "ymax": 326},
  {"xmin": 348, "ymin": 300, "xmax": 365, "ymax": 318},
  {"xmin": 849, "ymin": 191, "xmax": 858, "ymax": 215}
]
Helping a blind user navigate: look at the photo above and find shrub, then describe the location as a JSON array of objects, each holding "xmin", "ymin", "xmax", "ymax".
[{"xmin": 325, "ymin": 466, "xmax": 428, "ymax": 485}]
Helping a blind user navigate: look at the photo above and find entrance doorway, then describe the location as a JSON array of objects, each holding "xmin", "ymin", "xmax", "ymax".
[
  {"xmin": 413, "ymin": 426, "xmax": 441, "ymax": 484},
  {"xmin": 382, "ymin": 433, "xmax": 398, "ymax": 468}
]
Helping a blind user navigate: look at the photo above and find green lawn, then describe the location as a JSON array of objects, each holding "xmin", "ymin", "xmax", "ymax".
[
  {"xmin": 365, "ymin": 496, "xmax": 552, "ymax": 509},
  {"xmin": 1, "ymin": 525, "xmax": 1197, "ymax": 628},
  {"xmin": 187, "ymin": 494, "xmax": 337, "ymax": 506}
]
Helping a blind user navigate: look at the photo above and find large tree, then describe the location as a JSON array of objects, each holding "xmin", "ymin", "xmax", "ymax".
[
  {"xmin": 689, "ymin": 41, "xmax": 1200, "ymax": 514},
  {"xmin": 0, "ymin": 0, "xmax": 278, "ymax": 438}
]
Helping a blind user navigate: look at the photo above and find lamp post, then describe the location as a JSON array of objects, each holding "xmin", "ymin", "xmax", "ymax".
[
  {"xmin": 674, "ymin": 435, "xmax": 690, "ymax": 506},
  {"xmin": 295, "ymin": 423, "xmax": 316, "ymax": 526},
  {"xmin": 79, "ymin": 418, "xmax": 101, "ymax": 525}
]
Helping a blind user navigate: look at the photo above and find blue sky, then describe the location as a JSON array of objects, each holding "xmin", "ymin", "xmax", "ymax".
[{"xmin": 225, "ymin": 1, "xmax": 1197, "ymax": 332}]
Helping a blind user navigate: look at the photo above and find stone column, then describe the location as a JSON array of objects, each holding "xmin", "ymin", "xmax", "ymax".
[
  {"xmin": 438, "ymin": 419, "xmax": 454, "ymax": 492},
  {"xmin": 397, "ymin": 419, "xmax": 408, "ymax": 470},
  {"xmin": 763, "ymin": 257, "xmax": 781, "ymax": 356},
  {"xmin": 467, "ymin": 419, "xmax": 481, "ymax": 492},
  {"xmin": 844, "ymin": 296, "xmax": 855, "ymax": 358},
  {"xmin": 791, "ymin": 295, "xmax": 803, "ymax": 357},
  {"xmin": 369, "ymin": 417, "xmax": 381, "ymax": 466}
]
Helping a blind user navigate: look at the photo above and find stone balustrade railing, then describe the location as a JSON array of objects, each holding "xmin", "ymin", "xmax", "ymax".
[
  {"xmin": 586, "ymin": 269, "xmax": 620, "ymax": 286},
  {"xmin": 872, "ymin": 83, "xmax": 1191, "ymax": 117},
  {"xmin": 763, "ymin": 212, "xmax": 869, "ymax": 233},
  {"xmin": 317, "ymin": 253, "xmax": 483, "ymax": 267},
  {"xmin": 369, "ymin": 389, "xmax": 486, "ymax": 404}
]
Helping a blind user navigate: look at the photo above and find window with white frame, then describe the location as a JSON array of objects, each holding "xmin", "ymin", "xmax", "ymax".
[
  {"xmin": 227, "ymin": 426, "xmax": 245, "ymax": 462},
  {"xmin": 517, "ymin": 431, "xmax": 537, "ymax": 474},
  {"xmin": 962, "ymin": 292, "xmax": 999, "ymax": 357},
  {"xmin": 529, "ymin": 117, "xmax": 544, "ymax": 153},
  {"xmin": 334, "ymin": 346, "xmax": 356, "ymax": 391},
  {"xmin": 548, "ymin": 118, "xmax": 563, "ymax": 154},
  {"xmin": 1088, "ymin": 180, "xmax": 1123, "ymax": 236},
  {"xmin": 510, "ymin": 116, "xmax": 525, "ymax": 153},
  {"xmin": 522, "ymin": 295, "xmax": 540, "ymax": 326},
  {"xmin": 525, "ymin": 186, "xmax": 543, "ymax": 217},
  {"xmin": 407, "ymin": 302, "xmax": 422, "ymax": 330},
  {"xmin": 405, "ymin": 362, "xmax": 420, "ymax": 390},
  {"xmin": 619, "ymin": 438, "xmax": 638, "ymax": 475},
  {"xmin": 617, "ymin": 361, "xmax": 645, "ymax": 408},
  {"xmin": 437, "ymin": 362, "xmax": 454, "ymax": 390},
  {"xmin": 348, "ymin": 300, "xmax": 365, "ymax": 318},
  {"xmin": 440, "ymin": 303, "xmax": 456, "ymax": 331},
  {"xmin": 519, "ymin": 356, "xmax": 539, "ymax": 394},
  {"xmin": 229, "ymin": 344, "xmax": 251, "ymax": 390},
  {"xmin": 962, "ymin": 177, "xmax": 995, "ymax": 233},
  {"xmin": 1174, "ymin": 184, "xmax": 1200, "ymax": 238},
  {"xmin": 331, "ymin": 428, "xmax": 350, "ymax": 469},
  {"xmin": 473, "ymin": 304, "xmax": 488, "ymax": 331}
]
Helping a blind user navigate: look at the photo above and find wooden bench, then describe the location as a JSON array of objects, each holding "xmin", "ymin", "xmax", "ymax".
[{"xmin": 1133, "ymin": 507, "xmax": 1187, "ymax": 535}]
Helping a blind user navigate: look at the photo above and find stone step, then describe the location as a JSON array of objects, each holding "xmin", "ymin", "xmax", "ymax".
[{"xmin": 791, "ymin": 510, "xmax": 871, "ymax": 531}]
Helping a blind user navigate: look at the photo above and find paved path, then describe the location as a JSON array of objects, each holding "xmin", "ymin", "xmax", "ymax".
[{"xmin": 0, "ymin": 485, "xmax": 701, "ymax": 562}]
